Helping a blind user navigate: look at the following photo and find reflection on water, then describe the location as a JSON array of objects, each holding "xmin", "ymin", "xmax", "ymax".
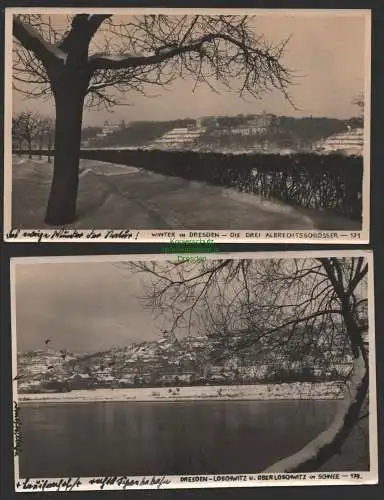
[{"xmin": 18, "ymin": 400, "xmax": 369, "ymax": 477}]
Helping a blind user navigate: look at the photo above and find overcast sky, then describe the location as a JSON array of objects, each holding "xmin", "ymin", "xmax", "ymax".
[
  {"xmin": 14, "ymin": 262, "xmax": 166, "ymax": 353},
  {"xmin": 12, "ymin": 11, "xmax": 369, "ymax": 126},
  {"xmin": 13, "ymin": 257, "xmax": 368, "ymax": 354}
]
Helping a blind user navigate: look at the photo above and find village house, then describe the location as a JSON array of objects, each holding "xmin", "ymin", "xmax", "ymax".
[
  {"xmin": 159, "ymin": 374, "xmax": 179, "ymax": 385},
  {"xmin": 68, "ymin": 373, "xmax": 97, "ymax": 390},
  {"xmin": 176, "ymin": 373, "xmax": 194, "ymax": 384},
  {"xmin": 97, "ymin": 374, "xmax": 116, "ymax": 385},
  {"xmin": 18, "ymin": 380, "xmax": 43, "ymax": 393},
  {"xmin": 118, "ymin": 375, "xmax": 136, "ymax": 386},
  {"xmin": 239, "ymin": 365, "xmax": 268, "ymax": 380},
  {"xmin": 210, "ymin": 366, "xmax": 226, "ymax": 376},
  {"xmin": 96, "ymin": 121, "xmax": 121, "ymax": 139}
]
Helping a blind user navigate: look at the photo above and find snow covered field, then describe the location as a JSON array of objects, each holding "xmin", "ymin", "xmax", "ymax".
[{"xmin": 18, "ymin": 382, "xmax": 345, "ymax": 403}]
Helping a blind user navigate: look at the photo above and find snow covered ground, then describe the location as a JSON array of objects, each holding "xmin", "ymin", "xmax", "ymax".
[
  {"xmin": 12, "ymin": 158, "xmax": 319, "ymax": 230},
  {"xmin": 79, "ymin": 160, "xmax": 141, "ymax": 177},
  {"xmin": 18, "ymin": 382, "xmax": 345, "ymax": 403}
]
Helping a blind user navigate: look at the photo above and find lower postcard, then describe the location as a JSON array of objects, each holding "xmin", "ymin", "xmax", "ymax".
[{"xmin": 10, "ymin": 250, "xmax": 378, "ymax": 491}]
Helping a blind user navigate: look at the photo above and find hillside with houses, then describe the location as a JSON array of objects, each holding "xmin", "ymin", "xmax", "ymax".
[
  {"xmin": 81, "ymin": 114, "xmax": 363, "ymax": 156},
  {"xmin": 16, "ymin": 330, "xmax": 354, "ymax": 394}
]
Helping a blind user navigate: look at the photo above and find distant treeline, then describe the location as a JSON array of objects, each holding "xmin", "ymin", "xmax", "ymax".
[
  {"xmin": 83, "ymin": 115, "xmax": 363, "ymax": 149},
  {"xmin": 78, "ymin": 149, "xmax": 363, "ymax": 221},
  {"xmin": 267, "ymin": 116, "xmax": 362, "ymax": 148},
  {"xmin": 88, "ymin": 118, "xmax": 197, "ymax": 147}
]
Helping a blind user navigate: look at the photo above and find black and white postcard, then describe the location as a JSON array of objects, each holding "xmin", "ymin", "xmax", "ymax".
[
  {"xmin": 4, "ymin": 8, "xmax": 371, "ymax": 243},
  {"xmin": 11, "ymin": 251, "xmax": 377, "ymax": 491}
]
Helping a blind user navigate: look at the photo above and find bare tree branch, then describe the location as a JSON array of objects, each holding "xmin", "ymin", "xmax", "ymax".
[
  {"xmin": 12, "ymin": 13, "xmax": 297, "ymax": 224},
  {"xmin": 125, "ymin": 256, "xmax": 369, "ymax": 472},
  {"xmin": 89, "ymin": 32, "xmax": 281, "ymax": 69},
  {"xmin": 13, "ymin": 14, "xmax": 295, "ymax": 110},
  {"xmin": 13, "ymin": 16, "xmax": 66, "ymax": 68}
]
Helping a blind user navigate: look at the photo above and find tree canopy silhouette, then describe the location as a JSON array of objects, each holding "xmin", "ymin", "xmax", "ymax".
[
  {"xmin": 13, "ymin": 13, "xmax": 294, "ymax": 225},
  {"xmin": 130, "ymin": 256, "xmax": 369, "ymax": 472}
]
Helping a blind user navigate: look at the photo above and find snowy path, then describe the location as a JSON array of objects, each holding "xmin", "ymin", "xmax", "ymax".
[{"xmin": 12, "ymin": 159, "xmax": 317, "ymax": 230}]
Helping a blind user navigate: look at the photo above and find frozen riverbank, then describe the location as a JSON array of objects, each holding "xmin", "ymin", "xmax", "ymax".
[{"xmin": 18, "ymin": 382, "xmax": 345, "ymax": 403}]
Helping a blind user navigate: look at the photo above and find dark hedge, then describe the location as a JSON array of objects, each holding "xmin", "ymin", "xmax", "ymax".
[{"xmin": 18, "ymin": 148, "xmax": 363, "ymax": 221}]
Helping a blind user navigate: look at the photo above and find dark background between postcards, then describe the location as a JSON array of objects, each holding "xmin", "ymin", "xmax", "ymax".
[{"xmin": 0, "ymin": 0, "xmax": 383, "ymax": 500}]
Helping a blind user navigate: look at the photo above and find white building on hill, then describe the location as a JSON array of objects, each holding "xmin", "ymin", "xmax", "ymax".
[
  {"xmin": 152, "ymin": 127, "xmax": 206, "ymax": 150},
  {"xmin": 313, "ymin": 127, "xmax": 363, "ymax": 156},
  {"xmin": 96, "ymin": 121, "xmax": 121, "ymax": 139}
]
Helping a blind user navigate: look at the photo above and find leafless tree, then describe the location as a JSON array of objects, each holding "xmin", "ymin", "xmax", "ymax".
[
  {"xmin": 12, "ymin": 111, "xmax": 42, "ymax": 158},
  {"xmin": 129, "ymin": 256, "xmax": 369, "ymax": 472},
  {"xmin": 12, "ymin": 116, "xmax": 25, "ymax": 155},
  {"xmin": 36, "ymin": 117, "xmax": 54, "ymax": 162},
  {"xmin": 13, "ymin": 13, "xmax": 294, "ymax": 225},
  {"xmin": 352, "ymin": 93, "xmax": 364, "ymax": 118}
]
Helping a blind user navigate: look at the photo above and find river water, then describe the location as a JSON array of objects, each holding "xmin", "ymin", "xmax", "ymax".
[{"xmin": 18, "ymin": 400, "xmax": 369, "ymax": 477}]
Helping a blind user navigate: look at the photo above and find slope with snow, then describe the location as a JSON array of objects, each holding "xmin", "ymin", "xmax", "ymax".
[{"xmin": 313, "ymin": 128, "xmax": 363, "ymax": 156}]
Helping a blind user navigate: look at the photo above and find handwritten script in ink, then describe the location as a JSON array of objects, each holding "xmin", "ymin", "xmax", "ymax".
[
  {"xmin": 6, "ymin": 228, "xmax": 139, "ymax": 243},
  {"xmin": 89, "ymin": 475, "xmax": 171, "ymax": 490},
  {"xmin": 16, "ymin": 478, "xmax": 82, "ymax": 492},
  {"xmin": 13, "ymin": 402, "xmax": 23, "ymax": 456},
  {"xmin": 16, "ymin": 476, "xmax": 172, "ymax": 492}
]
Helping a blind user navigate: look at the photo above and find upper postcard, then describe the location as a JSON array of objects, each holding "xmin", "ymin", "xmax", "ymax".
[{"xmin": 4, "ymin": 8, "xmax": 371, "ymax": 244}]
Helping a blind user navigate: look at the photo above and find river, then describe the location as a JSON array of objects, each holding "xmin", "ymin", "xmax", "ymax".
[{"xmin": 18, "ymin": 400, "xmax": 369, "ymax": 477}]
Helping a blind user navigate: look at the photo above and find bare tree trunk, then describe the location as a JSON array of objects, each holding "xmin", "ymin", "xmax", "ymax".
[
  {"xmin": 44, "ymin": 87, "xmax": 85, "ymax": 225},
  {"xmin": 263, "ymin": 351, "xmax": 368, "ymax": 473},
  {"xmin": 28, "ymin": 138, "xmax": 32, "ymax": 159}
]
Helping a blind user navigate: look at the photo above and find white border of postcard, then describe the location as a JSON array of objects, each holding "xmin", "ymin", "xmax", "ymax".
[
  {"xmin": 11, "ymin": 250, "xmax": 377, "ymax": 490},
  {"xmin": 4, "ymin": 8, "xmax": 371, "ymax": 244}
]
